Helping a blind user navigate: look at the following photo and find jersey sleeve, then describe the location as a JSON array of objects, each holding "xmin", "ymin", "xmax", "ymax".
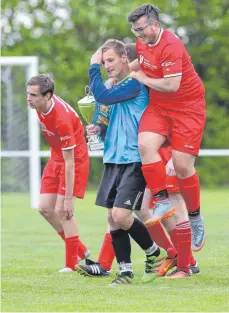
[
  {"xmin": 56, "ymin": 119, "xmax": 76, "ymax": 150},
  {"xmin": 89, "ymin": 64, "xmax": 141, "ymax": 105},
  {"xmin": 160, "ymin": 42, "xmax": 183, "ymax": 78}
]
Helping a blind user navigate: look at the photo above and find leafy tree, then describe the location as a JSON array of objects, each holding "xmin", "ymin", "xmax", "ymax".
[{"xmin": 2, "ymin": 0, "xmax": 229, "ymax": 186}]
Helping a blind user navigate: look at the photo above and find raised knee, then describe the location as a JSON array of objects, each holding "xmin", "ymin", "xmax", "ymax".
[
  {"xmin": 138, "ymin": 140, "xmax": 150, "ymax": 156},
  {"xmin": 175, "ymin": 164, "xmax": 190, "ymax": 178}
]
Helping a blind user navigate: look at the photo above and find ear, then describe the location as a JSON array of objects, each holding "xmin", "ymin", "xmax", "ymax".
[
  {"xmin": 44, "ymin": 92, "xmax": 51, "ymax": 100},
  {"xmin": 121, "ymin": 54, "xmax": 128, "ymax": 64}
]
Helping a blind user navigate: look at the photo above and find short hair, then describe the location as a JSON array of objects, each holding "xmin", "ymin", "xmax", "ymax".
[
  {"xmin": 102, "ymin": 39, "xmax": 126, "ymax": 57},
  {"xmin": 125, "ymin": 43, "xmax": 137, "ymax": 62},
  {"xmin": 27, "ymin": 74, "xmax": 54, "ymax": 98},
  {"xmin": 128, "ymin": 4, "xmax": 160, "ymax": 23}
]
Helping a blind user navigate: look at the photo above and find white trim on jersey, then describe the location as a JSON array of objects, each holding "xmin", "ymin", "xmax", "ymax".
[
  {"xmin": 41, "ymin": 99, "xmax": 55, "ymax": 116},
  {"xmin": 148, "ymin": 28, "xmax": 164, "ymax": 47},
  {"xmin": 61, "ymin": 144, "xmax": 76, "ymax": 150},
  {"xmin": 164, "ymin": 73, "xmax": 182, "ymax": 78}
]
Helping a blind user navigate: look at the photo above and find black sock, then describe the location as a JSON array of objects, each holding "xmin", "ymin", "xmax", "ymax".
[
  {"xmin": 189, "ymin": 207, "xmax": 200, "ymax": 217},
  {"xmin": 126, "ymin": 218, "xmax": 154, "ymax": 250},
  {"xmin": 110, "ymin": 229, "xmax": 131, "ymax": 264},
  {"xmin": 153, "ymin": 189, "xmax": 168, "ymax": 199}
]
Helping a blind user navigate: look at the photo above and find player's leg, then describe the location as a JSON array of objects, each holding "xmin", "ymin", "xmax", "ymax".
[
  {"xmin": 138, "ymin": 106, "xmax": 175, "ymax": 224},
  {"xmin": 96, "ymin": 224, "xmax": 115, "ymax": 272},
  {"xmin": 164, "ymin": 191, "xmax": 192, "ymax": 278},
  {"xmin": 39, "ymin": 160, "xmax": 65, "ymax": 238},
  {"xmin": 83, "ymin": 223, "xmax": 115, "ymax": 277},
  {"xmin": 135, "ymin": 188, "xmax": 176, "ymax": 259},
  {"xmin": 108, "ymin": 208, "xmax": 135, "ymax": 285},
  {"xmin": 75, "ymin": 164, "xmax": 119, "ymax": 278},
  {"xmin": 54, "ymin": 195, "xmax": 79, "ymax": 272},
  {"xmin": 171, "ymin": 102, "xmax": 206, "ymax": 251},
  {"xmin": 39, "ymin": 193, "xmax": 61, "ymax": 230},
  {"xmin": 57, "ymin": 155, "xmax": 90, "ymax": 272},
  {"xmin": 112, "ymin": 163, "xmax": 167, "ymax": 283}
]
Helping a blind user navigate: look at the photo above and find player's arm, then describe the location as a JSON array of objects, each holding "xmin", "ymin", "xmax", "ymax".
[
  {"xmin": 62, "ymin": 148, "xmax": 75, "ymax": 219},
  {"xmin": 128, "ymin": 58, "xmax": 140, "ymax": 72},
  {"xmin": 131, "ymin": 72, "xmax": 181, "ymax": 92},
  {"xmin": 57, "ymin": 120, "xmax": 76, "ymax": 219},
  {"xmin": 89, "ymin": 64, "xmax": 141, "ymax": 105},
  {"xmin": 130, "ymin": 43, "xmax": 183, "ymax": 92},
  {"xmin": 62, "ymin": 148, "xmax": 75, "ymax": 198}
]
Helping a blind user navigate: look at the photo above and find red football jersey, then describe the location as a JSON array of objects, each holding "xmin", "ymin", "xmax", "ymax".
[
  {"xmin": 37, "ymin": 94, "xmax": 86, "ymax": 161},
  {"xmin": 136, "ymin": 29, "xmax": 205, "ymax": 108}
]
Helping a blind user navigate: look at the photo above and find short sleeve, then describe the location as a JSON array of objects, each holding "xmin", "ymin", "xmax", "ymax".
[
  {"xmin": 56, "ymin": 121, "xmax": 76, "ymax": 150},
  {"xmin": 160, "ymin": 43, "xmax": 183, "ymax": 78}
]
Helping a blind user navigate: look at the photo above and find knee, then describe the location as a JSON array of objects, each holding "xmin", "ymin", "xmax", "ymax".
[
  {"xmin": 39, "ymin": 205, "xmax": 51, "ymax": 217},
  {"xmin": 174, "ymin": 162, "xmax": 192, "ymax": 178},
  {"xmin": 138, "ymin": 138, "xmax": 154, "ymax": 157},
  {"xmin": 112, "ymin": 209, "xmax": 131, "ymax": 229},
  {"xmin": 173, "ymin": 154, "xmax": 195, "ymax": 179}
]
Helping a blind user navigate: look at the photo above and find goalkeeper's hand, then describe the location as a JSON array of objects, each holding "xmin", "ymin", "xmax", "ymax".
[{"xmin": 86, "ymin": 124, "xmax": 101, "ymax": 137}]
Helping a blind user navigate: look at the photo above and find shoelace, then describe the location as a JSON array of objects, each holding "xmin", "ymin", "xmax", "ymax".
[
  {"xmin": 192, "ymin": 222, "xmax": 202, "ymax": 242},
  {"xmin": 145, "ymin": 258, "xmax": 159, "ymax": 273},
  {"xmin": 112, "ymin": 273, "xmax": 132, "ymax": 284}
]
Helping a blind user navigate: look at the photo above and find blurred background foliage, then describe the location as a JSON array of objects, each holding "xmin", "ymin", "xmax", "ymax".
[{"xmin": 2, "ymin": 0, "xmax": 229, "ymax": 187}]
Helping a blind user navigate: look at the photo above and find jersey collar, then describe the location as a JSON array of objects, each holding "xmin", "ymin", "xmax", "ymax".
[
  {"xmin": 148, "ymin": 28, "xmax": 164, "ymax": 47},
  {"xmin": 41, "ymin": 98, "xmax": 55, "ymax": 116}
]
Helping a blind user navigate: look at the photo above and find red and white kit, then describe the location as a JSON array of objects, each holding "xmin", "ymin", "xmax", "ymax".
[
  {"xmin": 37, "ymin": 94, "xmax": 89, "ymax": 198},
  {"xmin": 137, "ymin": 29, "xmax": 206, "ymax": 155}
]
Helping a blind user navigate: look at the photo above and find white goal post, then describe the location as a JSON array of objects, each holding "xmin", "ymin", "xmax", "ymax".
[{"xmin": 1, "ymin": 56, "xmax": 229, "ymax": 209}]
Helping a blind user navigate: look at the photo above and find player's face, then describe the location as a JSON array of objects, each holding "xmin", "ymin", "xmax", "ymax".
[
  {"xmin": 131, "ymin": 15, "xmax": 160, "ymax": 44},
  {"xmin": 102, "ymin": 49, "xmax": 127, "ymax": 78},
  {"xmin": 26, "ymin": 85, "xmax": 49, "ymax": 110}
]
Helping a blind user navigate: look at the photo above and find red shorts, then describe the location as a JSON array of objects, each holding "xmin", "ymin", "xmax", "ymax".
[
  {"xmin": 139, "ymin": 100, "xmax": 206, "ymax": 156},
  {"xmin": 40, "ymin": 153, "xmax": 89, "ymax": 199}
]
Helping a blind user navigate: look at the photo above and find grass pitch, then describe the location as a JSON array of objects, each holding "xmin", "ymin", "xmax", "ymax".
[{"xmin": 1, "ymin": 189, "xmax": 229, "ymax": 312}]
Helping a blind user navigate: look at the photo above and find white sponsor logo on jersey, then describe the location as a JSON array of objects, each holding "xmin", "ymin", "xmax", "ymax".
[{"xmin": 40, "ymin": 122, "xmax": 55, "ymax": 136}]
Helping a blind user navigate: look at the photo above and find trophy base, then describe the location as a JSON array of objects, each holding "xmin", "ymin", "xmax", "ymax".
[{"xmin": 88, "ymin": 142, "xmax": 104, "ymax": 151}]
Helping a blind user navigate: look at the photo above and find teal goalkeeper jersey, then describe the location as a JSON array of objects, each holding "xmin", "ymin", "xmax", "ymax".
[{"xmin": 89, "ymin": 64, "xmax": 148, "ymax": 164}]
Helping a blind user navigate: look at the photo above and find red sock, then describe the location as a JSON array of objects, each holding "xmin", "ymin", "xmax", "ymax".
[
  {"xmin": 65, "ymin": 236, "xmax": 79, "ymax": 269},
  {"xmin": 146, "ymin": 223, "xmax": 176, "ymax": 258},
  {"xmin": 169, "ymin": 228, "xmax": 195, "ymax": 266},
  {"xmin": 176, "ymin": 221, "xmax": 192, "ymax": 272},
  {"xmin": 168, "ymin": 229, "xmax": 178, "ymax": 250},
  {"xmin": 97, "ymin": 233, "xmax": 115, "ymax": 271},
  {"xmin": 58, "ymin": 230, "xmax": 65, "ymax": 241},
  {"xmin": 78, "ymin": 240, "xmax": 88, "ymax": 260},
  {"xmin": 177, "ymin": 173, "xmax": 200, "ymax": 213},
  {"xmin": 142, "ymin": 161, "xmax": 167, "ymax": 195}
]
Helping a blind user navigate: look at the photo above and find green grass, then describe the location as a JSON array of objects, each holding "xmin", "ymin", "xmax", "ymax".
[{"xmin": 1, "ymin": 189, "xmax": 229, "ymax": 312}]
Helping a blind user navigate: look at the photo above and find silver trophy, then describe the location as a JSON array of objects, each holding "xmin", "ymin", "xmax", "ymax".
[{"xmin": 77, "ymin": 86, "xmax": 104, "ymax": 151}]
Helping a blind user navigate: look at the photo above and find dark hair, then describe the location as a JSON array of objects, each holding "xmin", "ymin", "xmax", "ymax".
[
  {"xmin": 128, "ymin": 4, "xmax": 160, "ymax": 23},
  {"xmin": 102, "ymin": 39, "xmax": 126, "ymax": 57},
  {"xmin": 125, "ymin": 43, "xmax": 137, "ymax": 62},
  {"xmin": 27, "ymin": 74, "xmax": 54, "ymax": 98}
]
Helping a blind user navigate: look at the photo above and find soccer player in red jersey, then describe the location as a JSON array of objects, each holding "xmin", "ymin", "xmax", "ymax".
[
  {"xmin": 147, "ymin": 146, "xmax": 200, "ymax": 278},
  {"xmin": 26, "ymin": 74, "xmax": 90, "ymax": 272},
  {"xmin": 127, "ymin": 5, "xmax": 206, "ymax": 278}
]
